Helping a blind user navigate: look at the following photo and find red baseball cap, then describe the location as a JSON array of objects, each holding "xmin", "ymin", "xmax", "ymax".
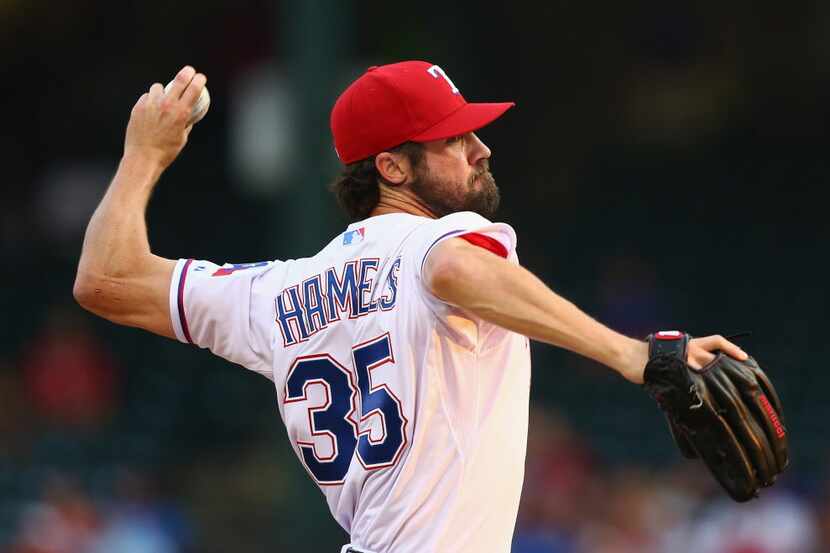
[{"xmin": 330, "ymin": 60, "xmax": 515, "ymax": 164}]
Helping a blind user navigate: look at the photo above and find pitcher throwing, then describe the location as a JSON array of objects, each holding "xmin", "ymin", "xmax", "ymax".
[{"xmin": 74, "ymin": 61, "xmax": 786, "ymax": 553}]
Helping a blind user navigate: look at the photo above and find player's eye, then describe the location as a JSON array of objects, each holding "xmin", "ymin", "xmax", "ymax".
[{"xmin": 446, "ymin": 134, "xmax": 464, "ymax": 144}]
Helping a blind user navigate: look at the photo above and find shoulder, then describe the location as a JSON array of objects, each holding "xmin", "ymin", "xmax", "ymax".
[
  {"xmin": 423, "ymin": 211, "xmax": 496, "ymax": 230},
  {"xmin": 409, "ymin": 211, "xmax": 517, "ymax": 255}
]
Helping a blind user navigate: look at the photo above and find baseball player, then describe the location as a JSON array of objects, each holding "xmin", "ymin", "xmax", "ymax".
[{"xmin": 74, "ymin": 61, "xmax": 750, "ymax": 552}]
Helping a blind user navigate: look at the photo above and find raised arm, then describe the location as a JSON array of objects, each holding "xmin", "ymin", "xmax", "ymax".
[
  {"xmin": 73, "ymin": 66, "xmax": 207, "ymax": 338},
  {"xmin": 423, "ymin": 237, "xmax": 747, "ymax": 383}
]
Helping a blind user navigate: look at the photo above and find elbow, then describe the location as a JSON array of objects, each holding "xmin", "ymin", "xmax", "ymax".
[
  {"xmin": 73, "ymin": 271, "xmax": 107, "ymax": 315},
  {"xmin": 73, "ymin": 271, "xmax": 96, "ymax": 310}
]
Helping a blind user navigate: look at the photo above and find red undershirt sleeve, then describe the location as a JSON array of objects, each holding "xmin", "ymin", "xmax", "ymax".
[{"xmin": 458, "ymin": 232, "xmax": 509, "ymax": 258}]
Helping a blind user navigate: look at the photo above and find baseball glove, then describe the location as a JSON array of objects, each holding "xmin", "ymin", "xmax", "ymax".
[{"xmin": 642, "ymin": 331, "xmax": 789, "ymax": 502}]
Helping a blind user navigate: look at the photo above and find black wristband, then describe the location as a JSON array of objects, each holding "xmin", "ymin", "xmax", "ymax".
[{"xmin": 647, "ymin": 330, "xmax": 690, "ymax": 362}]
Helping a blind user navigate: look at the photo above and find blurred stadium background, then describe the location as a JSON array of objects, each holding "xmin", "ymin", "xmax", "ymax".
[{"xmin": 1, "ymin": 1, "xmax": 828, "ymax": 551}]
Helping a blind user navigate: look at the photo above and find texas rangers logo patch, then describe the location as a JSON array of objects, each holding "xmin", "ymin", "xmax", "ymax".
[
  {"xmin": 212, "ymin": 261, "xmax": 270, "ymax": 276},
  {"xmin": 343, "ymin": 227, "xmax": 365, "ymax": 245}
]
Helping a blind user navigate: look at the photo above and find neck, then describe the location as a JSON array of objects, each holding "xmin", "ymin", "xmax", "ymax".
[{"xmin": 369, "ymin": 186, "xmax": 438, "ymax": 219}]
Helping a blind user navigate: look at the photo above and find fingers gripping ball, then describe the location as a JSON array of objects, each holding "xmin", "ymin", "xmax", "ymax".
[
  {"xmin": 642, "ymin": 331, "xmax": 789, "ymax": 502},
  {"xmin": 164, "ymin": 79, "xmax": 210, "ymax": 125}
]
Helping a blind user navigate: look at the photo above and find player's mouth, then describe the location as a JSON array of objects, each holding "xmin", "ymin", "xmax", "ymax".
[{"xmin": 472, "ymin": 170, "xmax": 493, "ymax": 186}]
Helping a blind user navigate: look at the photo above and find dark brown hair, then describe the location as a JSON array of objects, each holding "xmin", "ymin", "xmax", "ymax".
[{"xmin": 330, "ymin": 142, "xmax": 424, "ymax": 221}]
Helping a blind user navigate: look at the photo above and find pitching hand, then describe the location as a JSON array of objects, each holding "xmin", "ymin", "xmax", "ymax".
[{"xmin": 124, "ymin": 65, "xmax": 207, "ymax": 169}]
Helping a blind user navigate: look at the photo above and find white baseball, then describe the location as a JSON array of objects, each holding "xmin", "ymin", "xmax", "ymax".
[{"xmin": 164, "ymin": 79, "xmax": 210, "ymax": 125}]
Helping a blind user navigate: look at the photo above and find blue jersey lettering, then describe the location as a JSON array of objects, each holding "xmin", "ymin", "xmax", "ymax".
[{"xmin": 277, "ymin": 258, "xmax": 399, "ymax": 346}]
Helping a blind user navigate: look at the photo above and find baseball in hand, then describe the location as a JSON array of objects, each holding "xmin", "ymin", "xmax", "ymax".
[{"xmin": 164, "ymin": 79, "xmax": 210, "ymax": 125}]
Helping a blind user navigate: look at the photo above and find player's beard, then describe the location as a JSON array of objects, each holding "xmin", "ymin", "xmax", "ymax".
[{"xmin": 409, "ymin": 160, "xmax": 500, "ymax": 219}]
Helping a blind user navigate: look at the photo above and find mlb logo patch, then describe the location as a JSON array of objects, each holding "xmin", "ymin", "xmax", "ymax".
[{"xmin": 343, "ymin": 227, "xmax": 365, "ymax": 245}]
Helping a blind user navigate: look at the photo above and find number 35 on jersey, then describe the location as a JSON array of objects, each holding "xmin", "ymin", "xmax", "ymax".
[{"xmin": 284, "ymin": 333, "xmax": 408, "ymax": 485}]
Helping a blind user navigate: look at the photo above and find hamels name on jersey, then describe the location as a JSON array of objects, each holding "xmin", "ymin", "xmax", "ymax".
[{"xmin": 276, "ymin": 257, "xmax": 400, "ymax": 346}]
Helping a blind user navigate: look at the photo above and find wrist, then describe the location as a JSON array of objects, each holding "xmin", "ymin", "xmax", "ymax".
[
  {"xmin": 119, "ymin": 149, "xmax": 166, "ymax": 184},
  {"xmin": 616, "ymin": 337, "xmax": 648, "ymax": 384}
]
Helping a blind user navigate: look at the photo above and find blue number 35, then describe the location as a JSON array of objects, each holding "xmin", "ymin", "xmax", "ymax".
[{"xmin": 284, "ymin": 333, "xmax": 408, "ymax": 484}]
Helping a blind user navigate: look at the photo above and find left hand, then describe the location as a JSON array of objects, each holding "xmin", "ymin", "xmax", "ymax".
[
  {"xmin": 687, "ymin": 334, "xmax": 748, "ymax": 369},
  {"xmin": 622, "ymin": 333, "xmax": 749, "ymax": 384}
]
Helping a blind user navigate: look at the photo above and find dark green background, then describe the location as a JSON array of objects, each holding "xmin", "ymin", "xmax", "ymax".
[{"xmin": 1, "ymin": 1, "xmax": 827, "ymax": 550}]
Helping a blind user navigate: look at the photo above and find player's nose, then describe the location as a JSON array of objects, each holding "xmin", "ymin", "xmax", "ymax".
[{"xmin": 468, "ymin": 132, "xmax": 491, "ymax": 164}]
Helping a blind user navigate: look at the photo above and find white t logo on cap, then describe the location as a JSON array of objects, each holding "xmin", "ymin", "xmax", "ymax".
[{"xmin": 427, "ymin": 65, "xmax": 460, "ymax": 94}]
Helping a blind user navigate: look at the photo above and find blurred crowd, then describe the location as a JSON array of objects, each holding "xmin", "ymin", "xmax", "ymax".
[
  {"xmin": 1, "ymin": 310, "xmax": 829, "ymax": 552},
  {"xmin": 0, "ymin": 310, "xmax": 187, "ymax": 553},
  {"xmin": 7, "ymin": 471, "xmax": 188, "ymax": 553},
  {"xmin": 513, "ymin": 408, "xmax": 830, "ymax": 553}
]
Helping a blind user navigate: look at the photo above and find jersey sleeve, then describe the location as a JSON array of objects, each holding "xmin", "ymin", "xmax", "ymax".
[
  {"xmin": 168, "ymin": 259, "xmax": 277, "ymax": 380},
  {"xmin": 406, "ymin": 211, "xmax": 518, "ymax": 302}
]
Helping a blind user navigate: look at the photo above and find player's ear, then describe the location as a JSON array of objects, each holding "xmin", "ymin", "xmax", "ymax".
[{"xmin": 375, "ymin": 151, "xmax": 410, "ymax": 186}]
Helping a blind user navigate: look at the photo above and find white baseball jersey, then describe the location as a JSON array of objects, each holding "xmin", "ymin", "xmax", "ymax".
[{"xmin": 168, "ymin": 211, "xmax": 531, "ymax": 553}]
